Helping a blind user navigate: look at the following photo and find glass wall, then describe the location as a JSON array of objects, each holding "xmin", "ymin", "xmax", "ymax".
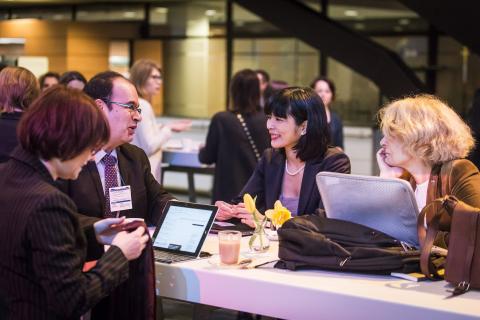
[{"xmin": 0, "ymin": 0, "xmax": 479, "ymax": 121}]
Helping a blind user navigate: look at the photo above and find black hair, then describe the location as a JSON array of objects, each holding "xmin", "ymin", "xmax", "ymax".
[
  {"xmin": 229, "ymin": 69, "xmax": 260, "ymax": 114},
  {"xmin": 83, "ymin": 71, "xmax": 126, "ymax": 110},
  {"xmin": 265, "ymin": 87, "xmax": 330, "ymax": 161},
  {"xmin": 39, "ymin": 72, "xmax": 60, "ymax": 88}
]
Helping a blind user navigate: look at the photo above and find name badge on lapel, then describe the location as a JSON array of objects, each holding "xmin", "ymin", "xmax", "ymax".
[{"xmin": 109, "ymin": 185, "xmax": 133, "ymax": 212}]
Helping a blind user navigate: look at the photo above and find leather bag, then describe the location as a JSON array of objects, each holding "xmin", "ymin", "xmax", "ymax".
[
  {"xmin": 275, "ymin": 215, "xmax": 420, "ymax": 274},
  {"xmin": 419, "ymin": 196, "xmax": 480, "ymax": 296}
]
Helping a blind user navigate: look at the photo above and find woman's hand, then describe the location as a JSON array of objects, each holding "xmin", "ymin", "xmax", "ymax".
[
  {"xmin": 111, "ymin": 227, "xmax": 149, "ymax": 261},
  {"xmin": 166, "ymin": 120, "xmax": 192, "ymax": 132},
  {"xmin": 376, "ymin": 148, "xmax": 404, "ymax": 178},
  {"xmin": 233, "ymin": 203, "xmax": 256, "ymax": 228},
  {"xmin": 94, "ymin": 217, "xmax": 126, "ymax": 245},
  {"xmin": 214, "ymin": 201, "xmax": 236, "ymax": 221}
]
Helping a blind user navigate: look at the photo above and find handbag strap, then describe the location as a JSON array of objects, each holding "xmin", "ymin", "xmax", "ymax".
[
  {"xmin": 236, "ymin": 113, "xmax": 261, "ymax": 161},
  {"xmin": 418, "ymin": 198, "xmax": 446, "ymax": 279}
]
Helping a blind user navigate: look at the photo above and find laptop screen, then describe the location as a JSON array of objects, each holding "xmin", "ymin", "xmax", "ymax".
[{"xmin": 152, "ymin": 201, "xmax": 217, "ymax": 256}]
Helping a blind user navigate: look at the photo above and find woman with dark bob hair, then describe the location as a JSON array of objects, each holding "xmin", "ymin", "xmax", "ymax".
[
  {"xmin": 199, "ymin": 69, "xmax": 270, "ymax": 203},
  {"xmin": 0, "ymin": 86, "xmax": 149, "ymax": 319},
  {"xmin": 0, "ymin": 66, "xmax": 39, "ymax": 163},
  {"xmin": 216, "ymin": 87, "xmax": 351, "ymax": 227}
]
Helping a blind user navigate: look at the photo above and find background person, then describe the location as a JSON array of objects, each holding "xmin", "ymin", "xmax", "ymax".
[
  {"xmin": 310, "ymin": 76, "xmax": 344, "ymax": 149},
  {"xmin": 38, "ymin": 71, "xmax": 60, "ymax": 91},
  {"xmin": 216, "ymin": 87, "xmax": 351, "ymax": 228},
  {"xmin": 0, "ymin": 86, "xmax": 148, "ymax": 319},
  {"xmin": 130, "ymin": 59, "xmax": 191, "ymax": 182},
  {"xmin": 255, "ymin": 69, "xmax": 272, "ymax": 108},
  {"xmin": 377, "ymin": 94, "xmax": 480, "ymax": 245},
  {"xmin": 0, "ymin": 66, "xmax": 39, "ymax": 163},
  {"xmin": 60, "ymin": 70, "xmax": 87, "ymax": 90},
  {"xmin": 199, "ymin": 69, "xmax": 270, "ymax": 203}
]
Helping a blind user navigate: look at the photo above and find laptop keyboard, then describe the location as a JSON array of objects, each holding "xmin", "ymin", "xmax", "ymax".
[{"xmin": 154, "ymin": 250, "xmax": 194, "ymax": 264}]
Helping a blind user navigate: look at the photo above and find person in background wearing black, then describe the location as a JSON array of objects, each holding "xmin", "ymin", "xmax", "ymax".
[
  {"xmin": 255, "ymin": 69, "xmax": 273, "ymax": 108},
  {"xmin": 310, "ymin": 76, "xmax": 344, "ymax": 149},
  {"xmin": 199, "ymin": 69, "xmax": 270, "ymax": 204},
  {"xmin": 0, "ymin": 66, "xmax": 39, "ymax": 163},
  {"xmin": 0, "ymin": 86, "xmax": 148, "ymax": 319}
]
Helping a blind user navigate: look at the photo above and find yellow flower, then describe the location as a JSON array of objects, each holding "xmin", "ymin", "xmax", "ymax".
[
  {"xmin": 243, "ymin": 193, "xmax": 265, "ymax": 227},
  {"xmin": 265, "ymin": 200, "xmax": 291, "ymax": 228},
  {"xmin": 243, "ymin": 193, "xmax": 256, "ymax": 214}
]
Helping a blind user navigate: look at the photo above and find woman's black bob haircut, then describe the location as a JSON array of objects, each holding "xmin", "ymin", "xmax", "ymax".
[{"xmin": 264, "ymin": 87, "xmax": 330, "ymax": 161}]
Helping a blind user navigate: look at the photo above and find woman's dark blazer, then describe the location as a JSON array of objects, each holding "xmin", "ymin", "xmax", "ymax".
[
  {"xmin": 199, "ymin": 110, "xmax": 270, "ymax": 203},
  {"xmin": 0, "ymin": 147, "xmax": 129, "ymax": 320},
  {"xmin": 233, "ymin": 147, "xmax": 351, "ymax": 215},
  {"xmin": 0, "ymin": 111, "xmax": 22, "ymax": 163}
]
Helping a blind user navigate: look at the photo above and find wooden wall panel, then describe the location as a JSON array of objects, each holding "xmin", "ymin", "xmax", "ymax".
[{"xmin": 0, "ymin": 20, "xmax": 68, "ymax": 73}]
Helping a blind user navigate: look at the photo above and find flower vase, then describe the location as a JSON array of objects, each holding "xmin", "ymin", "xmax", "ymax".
[{"xmin": 249, "ymin": 226, "xmax": 270, "ymax": 253}]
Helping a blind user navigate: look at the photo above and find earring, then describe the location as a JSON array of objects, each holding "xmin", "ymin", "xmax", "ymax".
[{"xmin": 301, "ymin": 129, "xmax": 306, "ymax": 136}]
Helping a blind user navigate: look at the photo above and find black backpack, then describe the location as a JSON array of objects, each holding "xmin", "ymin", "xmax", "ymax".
[{"xmin": 275, "ymin": 215, "xmax": 420, "ymax": 274}]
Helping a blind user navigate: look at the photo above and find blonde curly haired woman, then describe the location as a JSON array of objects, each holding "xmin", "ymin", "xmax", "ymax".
[{"xmin": 377, "ymin": 94, "xmax": 480, "ymax": 218}]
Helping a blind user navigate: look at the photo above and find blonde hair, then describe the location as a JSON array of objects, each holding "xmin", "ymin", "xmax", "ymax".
[
  {"xmin": 0, "ymin": 66, "xmax": 39, "ymax": 113},
  {"xmin": 378, "ymin": 94, "xmax": 474, "ymax": 165},
  {"xmin": 129, "ymin": 59, "xmax": 161, "ymax": 100}
]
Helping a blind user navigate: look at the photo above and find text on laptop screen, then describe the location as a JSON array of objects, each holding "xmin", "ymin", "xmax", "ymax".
[{"xmin": 153, "ymin": 205, "xmax": 213, "ymax": 253}]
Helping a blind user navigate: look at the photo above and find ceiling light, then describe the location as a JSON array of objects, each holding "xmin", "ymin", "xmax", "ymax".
[
  {"xmin": 0, "ymin": 38, "xmax": 25, "ymax": 44},
  {"xmin": 344, "ymin": 10, "xmax": 358, "ymax": 17},
  {"xmin": 205, "ymin": 9, "xmax": 217, "ymax": 17}
]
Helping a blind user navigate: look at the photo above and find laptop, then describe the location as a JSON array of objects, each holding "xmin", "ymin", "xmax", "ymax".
[
  {"xmin": 152, "ymin": 201, "xmax": 217, "ymax": 264},
  {"xmin": 316, "ymin": 172, "xmax": 419, "ymax": 247}
]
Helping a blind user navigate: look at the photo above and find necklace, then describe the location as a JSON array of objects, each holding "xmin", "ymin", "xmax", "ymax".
[{"xmin": 285, "ymin": 160, "xmax": 305, "ymax": 176}]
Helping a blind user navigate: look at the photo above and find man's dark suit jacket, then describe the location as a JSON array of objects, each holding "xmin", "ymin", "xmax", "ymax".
[
  {"xmin": 0, "ymin": 147, "xmax": 129, "ymax": 320},
  {"xmin": 233, "ymin": 147, "xmax": 351, "ymax": 215},
  {"xmin": 58, "ymin": 143, "xmax": 174, "ymax": 320}
]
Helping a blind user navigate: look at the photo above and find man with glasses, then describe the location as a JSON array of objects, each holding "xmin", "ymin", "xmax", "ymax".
[{"xmin": 59, "ymin": 71, "xmax": 175, "ymax": 320}]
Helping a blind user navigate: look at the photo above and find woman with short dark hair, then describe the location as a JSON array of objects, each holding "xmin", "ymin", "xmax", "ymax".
[
  {"xmin": 0, "ymin": 86, "xmax": 149, "ymax": 319},
  {"xmin": 199, "ymin": 69, "xmax": 270, "ymax": 203},
  {"xmin": 216, "ymin": 87, "xmax": 351, "ymax": 227},
  {"xmin": 0, "ymin": 66, "xmax": 40, "ymax": 163}
]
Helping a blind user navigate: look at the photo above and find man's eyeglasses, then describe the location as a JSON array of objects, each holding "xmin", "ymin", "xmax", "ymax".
[{"xmin": 105, "ymin": 100, "xmax": 142, "ymax": 114}]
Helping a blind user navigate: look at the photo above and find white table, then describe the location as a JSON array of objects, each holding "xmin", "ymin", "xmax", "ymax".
[{"xmin": 155, "ymin": 236, "xmax": 480, "ymax": 320}]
